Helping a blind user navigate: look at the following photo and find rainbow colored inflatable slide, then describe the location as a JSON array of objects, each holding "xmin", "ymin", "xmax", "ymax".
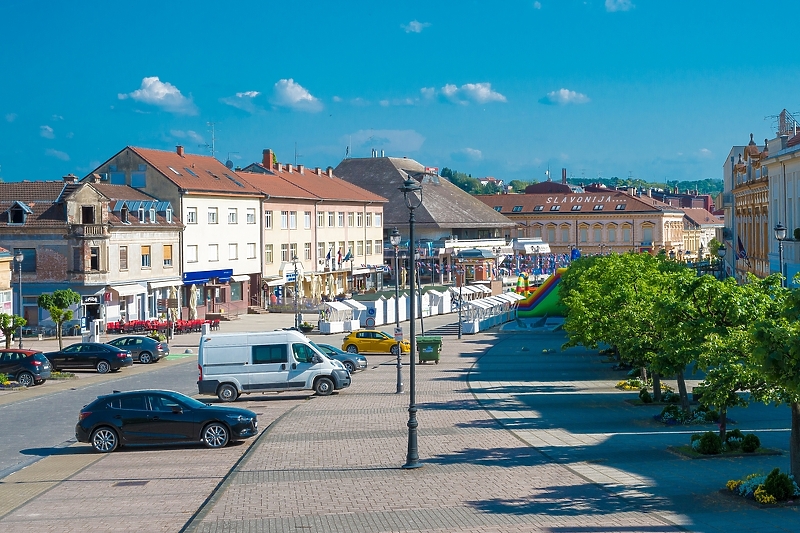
[{"xmin": 515, "ymin": 268, "xmax": 567, "ymax": 318}]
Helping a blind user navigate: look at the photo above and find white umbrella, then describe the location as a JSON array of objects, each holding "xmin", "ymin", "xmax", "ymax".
[
  {"xmin": 189, "ymin": 284, "xmax": 198, "ymax": 320},
  {"xmin": 168, "ymin": 286, "xmax": 178, "ymax": 322}
]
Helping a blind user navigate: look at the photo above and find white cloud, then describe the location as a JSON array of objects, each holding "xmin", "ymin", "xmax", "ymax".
[
  {"xmin": 221, "ymin": 90, "xmax": 261, "ymax": 113},
  {"xmin": 540, "ymin": 88, "xmax": 590, "ymax": 105},
  {"xmin": 605, "ymin": 0, "xmax": 634, "ymax": 12},
  {"xmin": 270, "ymin": 79, "xmax": 322, "ymax": 112},
  {"xmin": 345, "ymin": 129, "xmax": 425, "ymax": 153},
  {"xmin": 402, "ymin": 20, "xmax": 430, "ymax": 33},
  {"xmin": 170, "ymin": 129, "xmax": 205, "ymax": 144},
  {"xmin": 453, "ymin": 148, "xmax": 483, "ymax": 161},
  {"xmin": 430, "ymin": 82, "xmax": 507, "ymax": 105},
  {"xmin": 66, "ymin": 132, "xmax": 74, "ymax": 139},
  {"xmin": 51, "ymin": 114, "xmax": 64, "ymax": 121},
  {"xmin": 332, "ymin": 96, "xmax": 343, "ymax": 103},
  {"xmin": 533, "ymin": 1, "xmax": 542, "ymax": 9},
  {"xmin": 118, "ymin": 76, "xmax": 198, "ymax": 115},
  {"xmin": 40, "ymin": 125, "xmax": 55, "ymax": 138},
  {"xmin": 45, "ymin": 148, "xmax": 69, "ymax": 161},
  {"xmin": 699, "ymin": 148, "xmax": 713, "ymax": 157},
  {"xmin": 5, "ymin": 113, "xmax": 17, "ymax": 122},
  {"xmin": 380, "ymin": 97, "xmax": 417, "ymax": 107}
]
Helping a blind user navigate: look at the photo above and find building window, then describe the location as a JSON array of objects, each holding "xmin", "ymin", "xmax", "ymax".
[
  {"xmin": 289, "ymin": 211, "xmax": 297, "ymax": 230},
  {"xmin": 265, "ymin": 210, "xmax": 273, "ymax": 229},
  {"xmin": 163, "ymin": 245, "xmax": 173, "ymax": 267},
  {"xmin": 593, "ymin": 227, "xmax": 602, "ymax": 242},
  {"xmin": 622, "ymin": 227, "xmax": 631, "ymax": 242},
  {"xmin": 357, "ymin": 241, "xmax": 363, "ymax": 256},
  {"xmin": 208, "ymin": 244, "xmax": 219, "ymax": 261},
  {"xmin": 166, "ymin": 208, "xmax": 173, "ymax": 223},
  {"xmin": 72, "ymin": 247, "xmax": 82, "ymax": 271},
  {"xmin": 593, "ymin": 205, "xmax": 604, "ymax": 211},
  {"xmin": 317, "ymin": 242, "xmax": 325, "ymax": 261},
  {"xmin": 615, "ymin": 204, "xmax": 626, "ymax": 211},
  {"xmin": 81, "ymin": 205, "xmax": 95, "ymax": 224},
  {"xmin": 550, "ymin": 205, "xmax": 561, "ymax": 211},
  {"xmin": 338, "ymin": 212, "xmax": 345, "ymax": 227},
  {"xmin": 579, "ymin": 228, "xmax": 588, "ymax": 243},
  {"xmin": 318, "ymin": 212, "xmax": 324, "ymax": 227},
  {"xmin": 186, "ymin": 207, "xmax": 197, "ymax": 224},
  {"xmin": 149, "ymin": 208, "xmax": 156, "ymax": 223},
  {"xmin": 247, "ymin": 208, "xmax": 256, "ymax": 224},
  {"xmin": 120, "ymin": 207, "xmax": 129, "ymax": 224},
  {"xmin": 608, "ymin": 227, "xmax": 616, "ymax": 242},
  {"xmin": 265, "ymin": 244, "xmax": 273, "ymax": 264},
  {"xmin": 187, "ymin": 245, "xmax": 198, "ymax": 263},
  {"xmin": 571, "ymin": 205, "xmax": 581, "ymax": 211},
  {"xmin": 89, "ymin": 247, "xmax": 99, "ymax": 271},
  {"xmin": 328, "ymin": 212, "xmax": 335, "ymax": 226},
  {"xmin": 281, "ymin": 211, "xmax": 288, "ymax": 229},
  {"xmin": 228, "ymin": 208, "xmax": 238, "ymax": 224},
  {"xmin": 229, "ymin": 243, "xmax": 238, "ymax": 260},
  {"xmin": 208, "ymin": 208, "xmax": 218, "ymax": 224},
  {"xmin": 547, "ymin": 227, "xmax": 555, "ymax": 242},
  {"xmin": 494, "ymin": 206, "xmax": 502, "ymax": 212},
  {"xmin": 560, "ymin": 226, "xmax": 570, "ymax": 242},
  {"xmin": 366, "ymin": 240, "xmax": 372, "ymax": 255},
  {"xmin": 642, "ymin": 226, "xmax": 653, "ymax": 243},
  {"xmin": 366, "ymin": 212, "xmax": 372, "ymax": 227},
  {"xmin": 356, "ymin": 212, "xmax": 363, "ymax": 227},
  {"xmin": 141, "ymin": 245, "xmax": 151, "ymax": 268},
  {"xmin": 304, "ymin": 211, "xmax": 311, "ymax": 229},
  {"xmin": 304, "ymin": 242, "xmax": 311, "ymax": 260},
  {"xmin": 348, "ymin": 212, "xmax": 354, "ymax": 227},
  {"xmin": 533, "ymin": 226, "xmax": 542, "ymax": 238},
  {"xmin": 230, "ymin": 282, "xmax": 243, "ymax": 302},
  {"xmin": 375, "ymin": 239, "xmax": 382, "ymax": 253},
  {"xmin": 512, "ymin": 206, "xmax": 523, "ymax": 212},
  {"xmin": 290, "ymin": 243, "xmax": 298, "ymax": 259},
  {"xmin": 247, "ymin": 243, "xmax": 256, "ymax": 259},
  {"xmin": 281, "ymin": 244, "xmax": 289, "ymax": 262},
  {"xmin": 533, "ymin": 205, "xmax": 544, "ymax": 211},
  {"xmin": 344, "ymin": 241, "xmax": 351, "ymax": 258},
  {"xmin": 138, "ymin": 207, "xmax": 145, "ymax": 221},
  {"xmin": 374, "ymin": 214, "xmax": 381, "ymax": 227},
  {"xmin": 120, "ymin": 246, "xmax": 128, "ymax": 270}
]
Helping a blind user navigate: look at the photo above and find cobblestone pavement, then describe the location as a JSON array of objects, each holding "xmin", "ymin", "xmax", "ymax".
[{"xmin": 1, "ymin": 313, "xmax": 798, "ymax": 532}]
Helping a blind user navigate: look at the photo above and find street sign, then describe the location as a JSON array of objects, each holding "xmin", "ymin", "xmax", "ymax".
[
  {"xmin": 394, "ymin": 327, "xmax": 404, "ymax": 342},
  {"xmin": 286, "ymin": 272, "xmax": 297, "ymax": 282}
]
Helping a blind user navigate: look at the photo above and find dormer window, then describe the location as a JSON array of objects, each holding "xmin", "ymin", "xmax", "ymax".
[
  {"xmin": 121, "ymin": 207, "xmax": 130, "ymax": 224},
  {"xmin": 615, "ymin": 204, "xmax": 627, "ymax": 211},
  {"xmin": 149, "ymin": 208, "xmax": 157, "ymax": 223},
  {"xmin": 81, "ymin": 205, "xmax": 95, "ymax": 224},
  {"xmin": 166, "ymin": 208, "xmax": 173, "ymax": 223},
  {"xmin": 512, "ymin": 206, "xmax": 523, "ymax": 212},
  {"xmin": 571, "ymin": 205, "xmax": 581, "ymax": 211},
  {"xmin": 138, "ymin": 207, "xmax": 145, "ymax": 221},
  {"xmin": 7, "ymin": 201, "xmax": 32, "ymax": 224}
]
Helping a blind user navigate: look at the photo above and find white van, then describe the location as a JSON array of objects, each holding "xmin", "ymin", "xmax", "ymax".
[{"xmin": 197, "ymin": 330, "xmax": 351, "ymax": 402}]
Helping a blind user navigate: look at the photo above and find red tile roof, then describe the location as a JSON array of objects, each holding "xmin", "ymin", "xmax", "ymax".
[
  {"xmin": 476, "ymin": 189, "xmax": 684, "ymax": 214},
  {"xmin": 241, "ymin": 163, "xmax": 386, "ymax": 203}
]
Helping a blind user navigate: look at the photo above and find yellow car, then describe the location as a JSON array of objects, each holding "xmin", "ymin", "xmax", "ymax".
[{"xmin": 342, "ymin": 330, "xmax": 410, "ymax": 355}]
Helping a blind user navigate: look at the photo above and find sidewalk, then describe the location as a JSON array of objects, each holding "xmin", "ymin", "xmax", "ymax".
[{"xmin": 1, "ymin": 314, "xmax": 797, "ymax": 532}]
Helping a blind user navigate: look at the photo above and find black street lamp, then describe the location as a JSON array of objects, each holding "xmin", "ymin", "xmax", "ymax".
[
  {"xmin": 399, "ymin": 176, "xmax": 422, "ymax": 469},
  {"xmin": 775, "ymin": 223, "xmax": 787, "ymax": 287},
  {"xmin": 669, "ymin": 249, "xmax": 676, "ymax": 261},
  {"xmin": 456, "ymin": 254, "xmax": 464, "ymax": 340},
  {"xmin": 390, "ymin": 228, "xmax": 403, "ymax": 394},
  {"xmin": 14, "ymin": 251, "xmax": 24, "ymax": 349},
  {"xmin": 717, "ymin": 243, "xmax": 727, "ymax": 279},
  {"xmin": 291, "ymin": 255, "xmax": 300, "ymax": 329}
]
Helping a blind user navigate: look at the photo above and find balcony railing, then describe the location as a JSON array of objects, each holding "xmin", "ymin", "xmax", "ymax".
[{"xmin": 72, "ymin": 224, "xmax": 108, "ymax": 237}]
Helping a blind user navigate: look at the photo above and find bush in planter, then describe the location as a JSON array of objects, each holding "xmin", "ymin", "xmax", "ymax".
[
  {"xmin": 742, "ymin": 433, "xmax": 760, "ymax": 453},
  {"xmin": 639, "ymin": 388, "xmax": 653, "ymax": 403},
  {"xmin": 697, "ymin": 431, "xmax": 723, "ymax": 455},
  {"xmin": 662, "ymin": 390, "xmax": 681, "ymax": 404},
  {"xmin": 725, "ymin": 429, "xmax": 744, "ymax": 451},
  {"xmin": 764, "ymin": 468, "xmax": 795, "ymax": 501}
]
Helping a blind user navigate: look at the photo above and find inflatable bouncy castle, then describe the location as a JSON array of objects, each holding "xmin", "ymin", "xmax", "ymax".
[{"xmin": 515, "ymin": 268, "xmax": 566, "ymax": 317}]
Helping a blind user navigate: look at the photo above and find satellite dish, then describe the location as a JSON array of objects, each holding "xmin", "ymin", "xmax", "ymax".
[{"xmin": 225, "ymin": 159, "xmax": 234, "ymax": 169}]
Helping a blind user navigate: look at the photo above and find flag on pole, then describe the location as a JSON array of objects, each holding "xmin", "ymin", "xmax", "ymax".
[
  {"xmin": 737, "ymin": 236, "xmax": 752, "ymax": 267},
  {"xmin": 343, "ymin": 250, "xmax": 352, "ymax": 262}
]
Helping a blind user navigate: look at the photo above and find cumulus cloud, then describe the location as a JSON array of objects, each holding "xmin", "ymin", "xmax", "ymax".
[
  {"xmin": 452, "ymin": 148, "xmax": 483, "ymax": 161},
  {"xmin": 118, "ymin": 76, "xmax": 198, "ymax": 115},
  {"xmin": 379, "ymin": 97, "xmax": 417, "ymax": 107},
  {"xmin": 332, "ymin": 96, "xmax": 343, "ymax": 103},
  {"xmin": 170, "ymin": 129, "xmax": 205, "ymax": 144},
  {"xmin": 699, "ymin": 148, "xmax": 713, "ymax": 157},
  {"xmin": 539, "ymin": 88, "xmax": 590, "ymax": 105},
  {"xmin": 5, "ymin": 113, "xmax": 17, "ymax": 122},
  {"xmin": 425, "ymin": 82, "xmax": 507, "ymax": 105},
  {"xmin": 402, "ymin": 20, "xmax": 430, "ymax": 33},
  {"xmin": 533, "ymin": 1, "xmax": 542, "ymax": 9},
  {"xmin": 40, "ymin": 125, "xmax": 55, "ymax": 138},
  {"xmin": 51, "ymin": 114, "xmax": 64, "ymax": 121},
  {"xmin": 605, "ymin": 0, "xmax": 634, "ymax": 12},
  {"xmin": 270, "ymin": 79, "xmax": 322, "ymax": 112},
  {"xmin": 345, "ymin": 129, "xmax": 425, "ymax": 153},
  {"xmin": 221, "ymin": 90, "xmax": 261, "ymax": 113},
  {"xmin": 45, "ymin": 148, "xmax": 69, "ymax": 161}
]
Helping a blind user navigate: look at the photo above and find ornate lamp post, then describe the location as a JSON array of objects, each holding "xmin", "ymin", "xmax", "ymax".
[
  {"xmin": 291, "ymin": 255, "xmax": 300, "ymax": 329},
  {"xmin": 14, "ymin": 251, "xmax": 24, "ymax": 349},
  {"xmin": 669, "ymin": 249, "xmax": 676, "ymax": 261},
  {"xmin": 399, "ymin": 176, "xmax": 422, "ymax": 469},
  {"xmin": 717, "ymin": 243, "xmax": 727, "ymax": 280},
  {"xmin": 390, "ymin": 228, "xmax": 403, "ymax": 394},
  {"xmin": 456, "ymin": 254, "xmax": 464, "ymax": 340},
  {"xmin": 775, "ymin": 223, "xmax": 787, "ymax": 287}
]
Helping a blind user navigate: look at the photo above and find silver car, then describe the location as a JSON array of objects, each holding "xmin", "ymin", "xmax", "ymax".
[{"xmin": 107, "ymin": 335, "xmax": 169, "ymax": 364}]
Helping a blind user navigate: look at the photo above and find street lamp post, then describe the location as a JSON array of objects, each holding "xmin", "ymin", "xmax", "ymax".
[
  {"xmin": 390, "ymin": 228, "xmax": 403, "ymax": 394},
  {"xmin": 400, "ymin": 176, "xmax": 423, "ymax": 469},
  {"xmin": 717, "ymin": 243, "xmax": 727, "ymax": 280},
  {"xmin": 456, "ymin": 255, "xmax": 463, "ymax": 340},
  {"xmin": 775, "ymin": 223, "xmax": 787, "ymax": 287},
  {"xmin": 292, "ymin": 255, "xmax": 300, "ymax": 329},
  {"xmin": 14, "ymin": 251, "xmax": 23, "ymax": 349},
  {"xmin": 669, "ymin": 249, "xmax": 676, "ymax": 261}
]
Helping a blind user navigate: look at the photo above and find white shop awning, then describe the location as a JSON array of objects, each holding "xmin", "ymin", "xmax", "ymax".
[
  {"xmin": 265, "ymin": 278, "xmax": 286, "ymax": 287},
  {"xmin": 324, "ymin": 301, "xmax": 352, "ymax": 312},
  {"xmin": 231, "ymin": 274, "xmax": 250, "ymax": 282},
  {"xmin": 342, "ymin": 299, "xmax": 367, "ymax": 310},
  {"xmin": 110, "ymin": 284, "xmax": 147, "ymax": 297},
  {"xmin": 148, "ymin": 280, "xmax": 181, "ymax": 290}
]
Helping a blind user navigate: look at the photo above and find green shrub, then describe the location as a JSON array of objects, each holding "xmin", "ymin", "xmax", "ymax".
[
  {"xmin": 147, "ymin": 331, "xmax": 167, "ymax": 342},
  {"xmin": 0, "ymin": 373, "xmax": 8, "ymax": 383},
  {"xmin": 703, "ymin": 409, "xmax": 719, "ymax": 422},
  {"xmin": 742, "ymin": 433, "xmax": 761, "ymax": 453},
  {"xmin": 764, "ymin": 468, "xmax": 795, "ymax": 501},
  {"xmin": 639, "ymin": 388, "xmax": 653, "ymax": 403},
  {"xmin": 725, "ymin": 429, "xmax": 744, "ymax": 450},
  {"xmin": 690, "ymin": 433, "xmax": 702, "ymax": 443},
  {"xmin": 662, "ymin": 390, "xmax": 680, "ymax": 404},
  {"xmin": 697, "ymin": 431, "xmax": 723, "ymax": 455}
]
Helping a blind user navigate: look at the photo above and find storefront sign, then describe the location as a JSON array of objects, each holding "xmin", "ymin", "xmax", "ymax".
[{"xmin": 82, "ymin": 295, "xmax": 100, "ymax": 305}]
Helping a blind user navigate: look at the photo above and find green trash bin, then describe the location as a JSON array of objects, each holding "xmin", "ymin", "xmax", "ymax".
[{"xmin": 416, "ymin": 336, "xmax": 442, "ymax": 364}]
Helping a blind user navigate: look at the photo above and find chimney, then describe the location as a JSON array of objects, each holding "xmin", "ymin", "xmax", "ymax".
[
  {"xmin": 381, "ymin": 150, "xmax": 385, "ymax": 157},
  {"xmin": 326, "ymin": 166, "xmax": 333, "ymax": 177},
  {"xmin": 287, "ymin": 164, "xmax": 293, "ymax": 173},
  {"xmin": 315, "ymin": 167, "xmax": 322, "ymax": 175},
  {"xmin": 63, "ymin": 174, "xmax": 77, "ymax": 183},
  {"xmin": 176, "ymin": 145, "xmax": 184, "ymax": 157},
  {"xmin": 297, "ymin": 164, "xmax": 304, "ymax": 174},
  {"xmin": 262, "ymin": 149, "xmax": 274, "ymax": 169},
  {"xmin": 562, "ymin": 168, "xmax": 567, "ymax": 184}
]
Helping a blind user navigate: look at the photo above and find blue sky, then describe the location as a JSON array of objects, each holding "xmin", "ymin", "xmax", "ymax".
[{"xmin": 2, "ymin": 0, "xmax": 798, "ymax": 185}]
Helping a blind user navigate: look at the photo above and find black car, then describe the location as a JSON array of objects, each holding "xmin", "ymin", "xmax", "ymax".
[
  {"xmin": 75, "ymin": 389, "xmax": 258, "ymax": 453},
  {"xmin": 44, "ymin": 342, "xmax": 133, "ymax": 374},
  {"xmin": 0, "ymin": 349, "xmax": 52, "ymax": 386},
  {"xmin": 107, "ymin": 335, "xmax": 169, "ymax": 364}
]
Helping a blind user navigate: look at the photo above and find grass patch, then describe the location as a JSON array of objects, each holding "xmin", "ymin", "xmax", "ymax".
[{"xmin": 50, "ymin": 371, "xmax": 76, "ymax": 380}]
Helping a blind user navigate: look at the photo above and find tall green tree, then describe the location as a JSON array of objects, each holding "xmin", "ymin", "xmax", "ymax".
[
  {"xmin": 38, "ymin": 289, "xmax": 80, "ymax": 349},
  {"xmin": 0, "ymin": 313, "xmax": 27, "ymax": 349}
]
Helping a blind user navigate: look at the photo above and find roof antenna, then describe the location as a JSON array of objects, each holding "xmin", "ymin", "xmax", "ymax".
[
  {"xmin": 294, "ymin": 142, "xmax": 303, "ymax": 166},
  {"xmin": 198, "ymin": 122, "xmax": 217, "ymax": 158}
]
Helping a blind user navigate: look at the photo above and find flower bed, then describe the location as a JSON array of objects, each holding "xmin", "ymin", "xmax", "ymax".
[
  {"xmin": 50, "ymin": 371, "xmax": 76, "ymax": 380},
  {"xmin": 653, "ymin": 404, "xmax": 722, "ymax": 425},
  {"xmin": 727, "ymin": 469, "xmax": 800, "ymax": 505}
]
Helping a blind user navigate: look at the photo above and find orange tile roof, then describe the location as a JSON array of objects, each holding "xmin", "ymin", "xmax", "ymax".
[
  {"xmin": 130, "ymin": 146, "xmax": 263, "ymax": 196},
  {"xmin": 476, "ymin": 189, "xmax": 684, "ymax": 214},
  {"xmin": 241, "ymin": 163, "xmax": 386, "ymax": 203}
]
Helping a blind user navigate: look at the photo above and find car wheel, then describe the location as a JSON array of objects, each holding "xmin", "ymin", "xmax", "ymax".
[
  {"xmin": 345, "ymin": 345, "xmax": 358, "ymax": 354},
  {"xmin": 390, "ymin": 344, "xmax": 400, "ymax": 355},
  {"xmin": 91, "ymin": 427, "xmax": 119, "ymax": 453},
  {"xmin": 16, "ymin": 371, "xmax": 35, "ymax": 387},
  {"xmin": 138, "ymin": 352, "xmax": 153, "ymax": 364},
  {"xmin": 202, "ymin": 422, "xmax": 230, "ymax": 449},
  {"xmin": 314, "ymin": 376, "xmax": 334, "ymax": 396},
  {"xmin": 343, "ymin": 361, "xmax": 356, "ymax": 373},
  {"xmin": 96, "ymin": 360, "xmax": 111, "ymax": 374},
  {"xmin": 217, "ymin": 383, "xmax": 238, "ymax": 402}
]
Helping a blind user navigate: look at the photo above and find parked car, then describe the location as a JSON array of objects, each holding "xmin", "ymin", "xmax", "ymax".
[
  {"xmin": 0, "ymin": 349, "xmax": 52, "ymax": 386},
  {"xmin": 312, "ymin": 342, "xmax": 367, "ymax": 373},
  {"xmin": 75, "ymin": 389, "xmax": 258, "ymax": 453},
  {"xmin": 44, "ymin": 343, "xmax": 133, "ymax": 374},
  {"xmin": 106, "ymin": 335, "xmax": 169, "ymax": 364},
  {"xmin": 341, "ymin": 330, "xmax": 410, "ymax": 355}
]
